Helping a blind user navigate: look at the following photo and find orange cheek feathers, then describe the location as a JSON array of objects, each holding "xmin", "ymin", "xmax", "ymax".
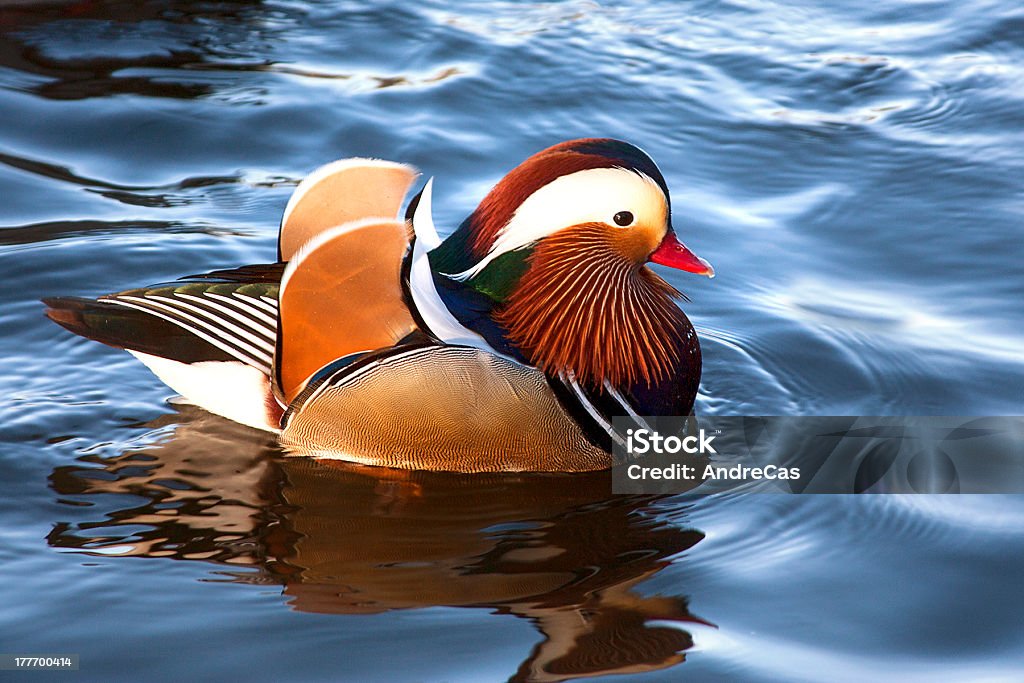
[{"xmin": 610, "ymin": 221, "xmax": 667, "ymax": 264}]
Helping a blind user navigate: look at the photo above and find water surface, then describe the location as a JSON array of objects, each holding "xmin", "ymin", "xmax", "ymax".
[{"xmin": 2, "ymin": 1, "xmax": 1023, "ymax": 681}]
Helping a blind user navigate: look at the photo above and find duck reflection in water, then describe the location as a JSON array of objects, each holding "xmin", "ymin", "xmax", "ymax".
[{"xmin": 48, "ymin": 406, "xmax": 712, "ymax": 682}]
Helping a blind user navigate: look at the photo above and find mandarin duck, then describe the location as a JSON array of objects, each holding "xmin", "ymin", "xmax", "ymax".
[{"xmin": 44, "ymin": 139, "xmax": 713, "ymax": 472}]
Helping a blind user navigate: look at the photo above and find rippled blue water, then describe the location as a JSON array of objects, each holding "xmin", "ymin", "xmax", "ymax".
[{"xmin": 2, "ymin": 1, "xmax": 1023, "ymax": 681}]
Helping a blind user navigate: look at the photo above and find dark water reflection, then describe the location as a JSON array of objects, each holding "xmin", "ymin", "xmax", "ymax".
[
  {"xmin": 48, "ymin": 408, "xmax": 709, "ymax": 682},
  {"xmin": 0, "ymin": 0, "xmax": 269, "ymax": 101}
]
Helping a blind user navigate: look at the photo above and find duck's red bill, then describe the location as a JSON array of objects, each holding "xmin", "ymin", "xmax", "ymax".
[{"xmin": 648, "ymin": 230, "xmax": 715, "ymax": 278}]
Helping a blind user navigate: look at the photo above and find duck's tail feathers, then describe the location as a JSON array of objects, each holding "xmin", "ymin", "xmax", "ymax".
[
  {"xmin": 44, "ymin": 295, "xmax": 283, "ymax": 432},
  {"xmin": 44, "ymin": 296, "xmax": 239, "ymax": 365}
]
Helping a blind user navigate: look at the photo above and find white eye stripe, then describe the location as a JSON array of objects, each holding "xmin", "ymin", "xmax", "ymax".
[{"xmin": 446, "ymin": 167, "xmax": 666, "ymax": 281}]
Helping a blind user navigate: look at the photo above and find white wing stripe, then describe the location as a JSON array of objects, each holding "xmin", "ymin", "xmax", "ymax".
[
  {"xmin": 203, "ymin": 292, "xmax": 278, "ymax": 330},
  {"xmin": 175, "ymin": 293, "xmax": 276, "ymax": 340},
  {"xmin": 226, "ymin": 293, "xmax": 278, "ymax": 326},
  {"xmin": 225, "ymin": 292, "xmax": 278, "ymax": 318},
  {"xmin": 117, "ymin": 295, "xmax": 273, "ymax": 368},
  {"xmin": 105, "ymin": 298, "xmax": 269, "ymax": 374},
  {"xmin": 255, "ymin": 296, "xmax": 279, "ymax": 314},
  {"xmin": 153, "ymin": 295, "xmax": 275, "ymax": 355}
]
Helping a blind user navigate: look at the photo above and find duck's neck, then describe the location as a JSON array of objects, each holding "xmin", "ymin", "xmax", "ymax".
[
  {"xmin": 428, "ymin": 222, "xmax": 530, "ymax": 304},
  {"xmin": 426, "ymin": 219, "xmax": 475, "ymax": 277}
]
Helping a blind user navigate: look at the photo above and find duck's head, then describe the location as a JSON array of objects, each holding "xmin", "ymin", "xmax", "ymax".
[{"xmin": 427, "ymin": 138, "xmax": 713, "ymax": 390}]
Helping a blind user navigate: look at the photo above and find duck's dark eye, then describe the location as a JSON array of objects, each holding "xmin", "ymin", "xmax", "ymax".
[{"xmin": 613, "ymin": 211, "xmax": 634, "ymax": 227}]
